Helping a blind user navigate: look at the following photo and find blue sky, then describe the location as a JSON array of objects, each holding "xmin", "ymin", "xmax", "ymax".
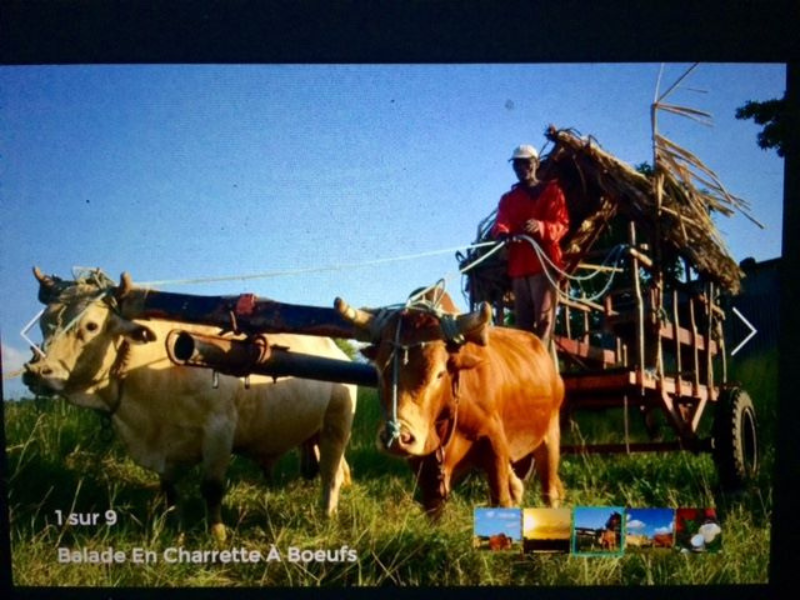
[
  {"xmin": 573, "ymin": 507, "xmax": 625, "ymax": 530},
  {"xmin": 0, "ymin": 64, "xmax": 786, "ymax": 398},
  {"xmin": 474, "ymin": 508, "xmax": 522, "ymax": 539},
  {"xmin": 625, "ymin": 508, "xmax": 675, "ymax": 538}
]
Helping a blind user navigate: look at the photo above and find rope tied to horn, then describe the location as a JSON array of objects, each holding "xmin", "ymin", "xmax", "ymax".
[{"xmin": 338, "ymin": 280, "xmax": 481, "ymax": 449}]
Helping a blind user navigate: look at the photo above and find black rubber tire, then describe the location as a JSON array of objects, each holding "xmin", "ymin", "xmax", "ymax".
[{"xmin": 713, "ymin": 387, "xmax": 758, "ymax": 490}]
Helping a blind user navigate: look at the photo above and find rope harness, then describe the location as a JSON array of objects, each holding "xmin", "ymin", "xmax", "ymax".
[
  {"xmin": 372, "ymin": 284, "xmax": 466, "ymax": 501},
  {"xmin": 24, "ymin": 280, "xmax": 129, "ymax": 417},
  {"xmin": 511, "ymin": 234, "xmax": 629, "ymax": 304},
  {"xmin": 376, "ymin": 281, "xmax": 463, "ymax": 451},
  {"xmin": 23, "ymin": 288, "xmax": 111, "ymax": 360}
]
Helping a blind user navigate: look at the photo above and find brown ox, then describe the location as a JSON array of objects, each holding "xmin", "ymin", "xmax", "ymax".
[
  {"xmin": 488, "ymin": 533, "xmax": 513, "ymax": 551},
  {"xmin": 22, "ymin": 268, "xmax": 356, "ymax": 541},
  {"xmin": 599, "ymin": 529, "xmax": 618, "ymax": 551},
  {"xmin": 599, "ymin": 511, "xmax": 622, "ymax": 550},
  {"xmin": 335, "ymin": 291, "xmax": 564, "ymax": 516},
  {"xmin": 653, "ymin": 532, "xmax": 674, "ymax": 548}
]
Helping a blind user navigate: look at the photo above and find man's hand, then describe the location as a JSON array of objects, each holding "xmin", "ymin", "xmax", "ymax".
[{"xmin": 523, "ymin": 219, "xmax": 541, "ymax": 235}]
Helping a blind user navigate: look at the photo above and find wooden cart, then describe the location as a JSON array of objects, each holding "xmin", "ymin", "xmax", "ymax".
[{"xmin": 458, "ymin": 126, "xmax": 759, "ymax": 489}]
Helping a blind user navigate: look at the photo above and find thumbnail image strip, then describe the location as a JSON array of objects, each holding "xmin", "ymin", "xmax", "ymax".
[
  {"xmin": 675, "ymin": 508, "xmax": 722, "ymax": 553},
  {"xmin": 625, "ymin": 508, "xmax": 676, "ymax": 551},
  {"xmin": 523, "ymin": 508, "xmax": 572, "ymax": 554},
  {"xmin": 572, "ymin": 507, "xmax": 624, "ymax": 556},
  {"xmin": 473, "ymin": 507, "xmax": 522, "ymax": 552}
]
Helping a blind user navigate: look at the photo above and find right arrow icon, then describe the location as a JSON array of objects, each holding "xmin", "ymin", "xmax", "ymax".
[{"xmin": 731, "ymin": 307, "xmax": 758, "ymax": 356}]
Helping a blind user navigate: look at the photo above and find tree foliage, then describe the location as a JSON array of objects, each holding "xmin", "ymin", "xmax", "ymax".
[{"xmin": 735, "ymin": 93, "xmax": 788, "ymax": 157}]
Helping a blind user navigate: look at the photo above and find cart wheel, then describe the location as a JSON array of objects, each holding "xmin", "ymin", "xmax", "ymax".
[{"xmin": 713, "ymin": 387, "xmax": 758, "ymax": 489}]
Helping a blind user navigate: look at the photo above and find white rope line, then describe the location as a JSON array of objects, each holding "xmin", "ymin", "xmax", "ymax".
[
  {"xmin": 513, "ymin": 234, "xmax": 628, "ymax": 304},
  {"xmin": 406, "ymin": 240, "xmax": 509, "ymax": 307},
  {"xmin": 386, "ymin": 235, "xmax": 624, "ymax": 312},
  {"xmin": 133, "ymin": 241, "xmax": 500, "ymax": 289},
  {"xmin": 21, "ymin": 289, "xmax": 112, "ymax": 360}
]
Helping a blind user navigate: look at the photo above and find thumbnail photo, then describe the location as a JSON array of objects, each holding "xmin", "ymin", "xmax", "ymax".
[
  {"xmin": 522, "ymin": 508, "xmax": 572, "ymax": 554},
  {"xmin": 572, "ymin": 507, "xmax": 624, "ymax": 556},
  {"xmin": 675, "ymin": 508, "xmax": 723, "ymax": 553},
  {"xmin": 625, "ymin": 508, "xmax": 676, "ymax": 551},
  {"xmin": 473, "ymin": 508, "xmax": 522, "ymax": 552}
]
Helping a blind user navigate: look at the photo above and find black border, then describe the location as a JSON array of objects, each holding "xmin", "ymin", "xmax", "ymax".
[
  {"xmin": 1, "ymin": 0, "xmax": 797, "ymax": 64},
  {"xmin": 1, "ymin": 1, "xmax": 797, "ymax": 599}
]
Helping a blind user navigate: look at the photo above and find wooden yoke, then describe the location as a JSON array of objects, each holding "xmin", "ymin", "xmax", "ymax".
[
  {"xmin": 115, "ymin": 272, "xmax": 378, "ymax": 388},
  {"xmin": 116, "ymin": 273, "xmax": 366, "ymax": 340}
]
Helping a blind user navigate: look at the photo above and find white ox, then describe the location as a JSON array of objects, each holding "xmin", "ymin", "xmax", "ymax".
[{"xmin": 22, "ymin": 269, "xmax": 357, "ymax": 541}]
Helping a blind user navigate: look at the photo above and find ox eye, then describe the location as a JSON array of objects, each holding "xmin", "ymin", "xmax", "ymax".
[
  {"xmin": 435, "ymin": 370, "xmax": 445, "ymax": 380},
  {"xmin": 85, "ymin": 322, "xmax": 99, "ymax": 332}
]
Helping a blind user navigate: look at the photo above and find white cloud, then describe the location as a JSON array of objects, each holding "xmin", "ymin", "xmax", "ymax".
[
  {"xmin": 2, "ymin": 342, "xmax": 29, "ymax": 375},
  {"xmin": 627, "ymin": 519, "xmax": 646, "ymax": 530},
  {"xmin": 654, "ymin": 526, "xmax": 672, "ymax": 535},
  {"xmin": 2, "ymin": 342, "xmax": 32, "ymax": 398},
  {"xmin": 499, "ymin": 509, "xmax": 520, "ymax": 520}
]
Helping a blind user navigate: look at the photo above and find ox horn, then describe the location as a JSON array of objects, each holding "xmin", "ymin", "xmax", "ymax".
[
  {"xmin": 33, "ymin": 266, "xmax": 62, "ymax": 304},
  {"xmin": 33, "ymin": 266, "xmax": 56, "ymax": 289},
  {"xmin": 117, "ymin": 271, "xmax": 135, "ymax": 299},
  {"xmin": 334, "ymin": 297, "xmax": 375, "ymax": 329},
  {"xmin": 334, "ymin": 297, "xmax": 380, "ymax": 343},
  {"xmin": 454, "ymin": 301, "xmax": 492, "ymax": 346}
]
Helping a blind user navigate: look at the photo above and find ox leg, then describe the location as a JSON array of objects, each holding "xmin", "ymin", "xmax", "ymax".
[
  {"xmin": 477, "ymin": 427, "xmax": 515, "ymax": 507},
  {"xmin": 317, "ymin": 384, "xmax": 355, "ymax": 516},
  {"xmin": 160, "ymin": 475, "xmax": 179, "ymax": 510},
  {"xmin": 341, "ymin": 455, "xmax": 352, "ymax": 487},
  {"xmin": 200, "ymin": 478, "xmax": 226, "ymax": 542},
  {"xmin": 259, "ymin": 456, "xmax": 278, "ymax": 485},
  {"xmin": 508, "ymin": 466, "xmax": 525, "ymax": 505},
  {"xmin": 201, "ymin": 425, "xmax": 235, "ymax": 543},
  {"xmin": 409, "ymin": 455, "xmax": 448, "ymax": 519},
  {"xmin": 508, "ymin": 454, "xmax": 534, "ymax": 503},
  {"xmin": 159, "ymin": 471, "xmax": 185, "ymax": 536},
  {"xmin": 512, "ymin": 454, "xmax": 536, "ymax": 481},
  {"xmin": 487, "ymin": 455, "xmax": 514, "ymax": 507},
  {"xmin": 532, "ymin": 415, "xmax": 564, "ymax": 507},
  {"xmin": 300, "ymin": 434, "xmax": 321, "ymax": 480}
]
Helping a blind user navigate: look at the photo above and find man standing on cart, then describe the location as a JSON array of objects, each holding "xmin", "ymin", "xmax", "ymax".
[{"xmin": 491, "ymin": 144, "xmax": 570, "ymax": 344}]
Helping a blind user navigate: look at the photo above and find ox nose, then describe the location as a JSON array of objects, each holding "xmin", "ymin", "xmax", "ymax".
[
  {"xmin": 379, "ymin": 424, "xmax": 415, "ymax": 451},
  {"xmin": 22, "ymin": 361, "xmax": 56, "ymax": 390},
  {"xmin": 24, "ymin": 361, "xmax": 54, "ymax": 378}
]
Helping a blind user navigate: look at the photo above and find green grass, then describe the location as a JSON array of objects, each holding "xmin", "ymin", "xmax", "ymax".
[{"xmin": 5, "ymin": 352, "xmax": 776, "ymax": 587}]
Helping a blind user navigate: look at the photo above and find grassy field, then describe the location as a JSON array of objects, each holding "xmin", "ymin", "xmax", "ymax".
[{"xmin": 4, "ymin": 349, "xmax": 776, "ymax": 588}]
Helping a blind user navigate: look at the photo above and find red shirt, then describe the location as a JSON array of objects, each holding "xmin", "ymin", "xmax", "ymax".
[{"xmin": 491, "ymin": 179, "xmax": 570, "ymax": 278}]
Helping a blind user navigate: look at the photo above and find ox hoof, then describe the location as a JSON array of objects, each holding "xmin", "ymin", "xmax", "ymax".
[
  {"xmin": 210, "ymin": 523, "xmax": 227, "ymax": 544},
  {"xmin": 176, "ymin": 532, "xmax": 186, "ymax": 547}
]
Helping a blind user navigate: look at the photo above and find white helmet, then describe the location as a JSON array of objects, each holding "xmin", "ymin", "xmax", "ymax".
[{"xmin": 509, "ymin": 144, "xmax": 539, "ymax": 161}]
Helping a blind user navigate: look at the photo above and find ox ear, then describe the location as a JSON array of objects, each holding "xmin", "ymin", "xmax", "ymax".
[
  {"xmin": 108, "ymin": 316, "xmax": 157, "ymax": 344},
  {"xmin": 360, "ymin": 344, "xmax": 379, "ymax": 361},
  {"xmin": 454, "ymin": 302, "xmax": 492, "ymax": 346},
  {"xmin": 446, "ymin": 348, "xmax": 483, "ymax": 373}
]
